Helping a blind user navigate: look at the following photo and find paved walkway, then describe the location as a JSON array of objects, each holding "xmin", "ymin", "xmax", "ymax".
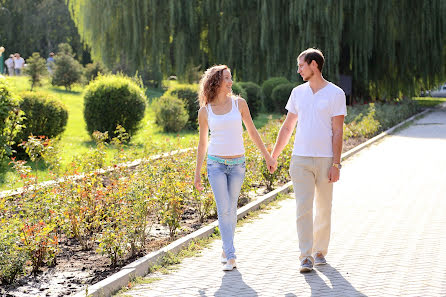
[{"xmin": 120, "ymin": 108, "xmax": 446, "ymax": 297}]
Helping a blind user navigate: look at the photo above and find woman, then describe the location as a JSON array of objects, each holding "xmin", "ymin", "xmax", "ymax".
[{"xmin": 194, "ymin": 65, "xmax": 276, "ymax": 271}]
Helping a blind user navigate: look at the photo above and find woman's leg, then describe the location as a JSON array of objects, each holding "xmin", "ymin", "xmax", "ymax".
[{"xmin": 207, "ymin": 162, "xmax": 235, "ymax": 260}]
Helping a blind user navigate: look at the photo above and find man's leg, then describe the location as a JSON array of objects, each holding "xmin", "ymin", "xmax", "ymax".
[
  {"xmin": 289, "ymin": 156, "xmax": 316, "ymax": 262},
  {"xmin": 313, "ymin": 157, "xmax": 334, "ymax": 258}
]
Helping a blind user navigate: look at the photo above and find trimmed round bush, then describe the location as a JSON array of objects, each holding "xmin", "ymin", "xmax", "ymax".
[
  {"xmin": 232, "ymin": 82, "xmax": 247, "ymax": 101},
  {"xmin": 239, "ymin": 82, "xmax": 262, "ymax": 119},
  {"xmin": 84, "ymin": 74, "xmax": 147, "ymax": 140},
  {"xmin": 16, "ymin": 92, "xmax": 68, "ymax": 142},
  {"xmin": 261, "ymin": 77, "xmax": 290, "ymax": 111},
  {"xmin": 271, "ymin": 83, "xmax": 297, "ymax": 114},
  {"xmin": 164, "ymin": 84, "xmax": 199, "ymax": 129},
  {"xmin": 0, "ymin": 79, "xmax": 22, "ymax": 159},
  {"xmin": 152, "ymin": 95, "xmax": 189, "ymax": 133}
]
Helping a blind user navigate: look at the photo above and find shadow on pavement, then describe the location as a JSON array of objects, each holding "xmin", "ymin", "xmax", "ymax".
[
  {"xmin": 302, "ymin": 264, "xmax": 367, "ymax": 297},
  {"xmin": 214, "ymin": 269, "xmax": 258, "ymax": 297}
]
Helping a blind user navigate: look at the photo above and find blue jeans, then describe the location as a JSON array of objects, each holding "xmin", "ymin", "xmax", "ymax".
[{"xmin": 207, "ymin": 156, "xmax": 246, "ymax": 260}]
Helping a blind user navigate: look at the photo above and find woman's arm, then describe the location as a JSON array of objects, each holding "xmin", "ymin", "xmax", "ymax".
[
  {"xmin": 194, "ymin": 106, "xmax": 209, "ymax": 191},
  {"xmin": 238, "ymin": 98, "xmax": 275, "ymax": 167}
]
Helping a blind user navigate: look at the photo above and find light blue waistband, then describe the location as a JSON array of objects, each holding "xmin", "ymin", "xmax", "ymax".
[{"xmin": 207, "ymin": 155, "xmax": 245, "ymax": 165}]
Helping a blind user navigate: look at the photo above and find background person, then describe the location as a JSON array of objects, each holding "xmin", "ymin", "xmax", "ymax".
[
  {"xmin": 194, "ymin": 65, "xmax": 276, "ymax": 271},
  {"xmin": 5, "ymin": 54, "xmax": 14, "ymax": 76},
  {"xmin": 14, "ymin": 53, "xmax": 25, "ymax": 75}
]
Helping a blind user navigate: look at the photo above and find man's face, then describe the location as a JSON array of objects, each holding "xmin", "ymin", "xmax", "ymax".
[{"xmin": 297, "ymin": 57, "xmax": 314, "ymax": 82}]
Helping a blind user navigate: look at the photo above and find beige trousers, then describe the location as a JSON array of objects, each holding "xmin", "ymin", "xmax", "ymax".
[{"xmin": 289, "ymin": 155, "xmax": 333, "ymax": 262}]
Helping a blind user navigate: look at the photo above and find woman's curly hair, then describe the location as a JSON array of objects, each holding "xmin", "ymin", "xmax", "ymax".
[{"xmin": 198, "ymin": 65, "xmax": 230, "ymax": 107}]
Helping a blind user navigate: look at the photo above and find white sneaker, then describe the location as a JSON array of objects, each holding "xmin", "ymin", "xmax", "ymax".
[
  {"xmin": 221, "ymin": 256, "xmax": 227, "ymax": 263},
  {"xmin": 222, "ymin": 261, "xmax": 236, "ymax": 271}
]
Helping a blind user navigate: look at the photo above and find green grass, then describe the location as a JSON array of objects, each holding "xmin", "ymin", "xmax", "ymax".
[
  {"xmin": 413, "ymin": 96, "xmax": 446, "ymax": 107},
  {"xmin": 0, "ymin": 76, "xmax": 280, "ymax": 191}
]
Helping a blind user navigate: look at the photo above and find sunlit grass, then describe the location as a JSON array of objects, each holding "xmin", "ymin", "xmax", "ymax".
[{"xmin": 413, "ymin": 96, "xmax": 446, "ymax": 107}]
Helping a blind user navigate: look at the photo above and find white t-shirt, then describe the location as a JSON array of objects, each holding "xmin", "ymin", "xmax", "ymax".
[
  {"xmin": 285, "ymin": 82, "xmax": 347, "ymax": 157},
  {"xmin": 14, "ymin": 57, "xmax": 25, "ymax": 69}
]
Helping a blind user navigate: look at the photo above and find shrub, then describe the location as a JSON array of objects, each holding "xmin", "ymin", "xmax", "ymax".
[
  {"xmin": 164, "ymin": 84, "xmax": 199, "ymax": 129},
  {"xmin": 84, "ymin": 74, "xmax": 147, "ymax": 140},
  {"xmin": 15, "ymin": 92, "xmax": 68, "ymax": 144},
  {"xmin": 239, "ymin": 82, "xmax": 262, "ymax": 118},
  {"xmin": 261, "ymin": 77, "xmax": 290, "ymax": 111},
  {"xmin": 0, "ymin": 79, "xmax": 24, "ymax": 159},
  {"xmin": 24, "ymin": 52, "xmax": 47, "ymax": 91},
  {"xmin": 84, "ymin": 62, "xmax": 108, "ymax": 83},
  {"xmin": 52, "ymin": 43, "xmax": 83, "ymax": 90},
  {"xmin": 232, "ymin": 82, "xmax": 247, "ymax": 101},
  {"xmin": 271, "ymin": 83, "xmax": 296, "ymax": 114},
  {"xmin": 152, "ymin": 95, "xmax": 189, "ymax": 132}
]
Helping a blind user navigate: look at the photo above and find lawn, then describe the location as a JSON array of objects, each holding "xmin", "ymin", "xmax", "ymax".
[
  {"xmin": 0, "ymin": 76, "xmax": 281, "ymax": 191},
  {"xmin": 412, "ymin": 96, "xmax": 446, "ymax": 107}
]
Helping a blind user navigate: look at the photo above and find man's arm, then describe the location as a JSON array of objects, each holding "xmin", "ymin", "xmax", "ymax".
[
  {"xmin": 328, "ymin": 115, "xmax": 344, "ymax": 183},
  {"xmin": 271, "ymin": 112, "xmax": 298, "ymax": 161}
]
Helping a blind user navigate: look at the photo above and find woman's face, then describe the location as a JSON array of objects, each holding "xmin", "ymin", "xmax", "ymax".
[{"xmin": 218, "ymin": 69, "xmax": 233, "ymax": 95}]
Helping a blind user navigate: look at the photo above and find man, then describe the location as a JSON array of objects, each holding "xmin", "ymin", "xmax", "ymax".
[
  {"xmin": 5, "ymin": 54, "xmax": 14, "ymax": 76},
  {"xmin": 270, "ymin": 48, "xmax": 346, "ymax": 273},
  {"xmin": 47, "ymin": 52, "xmax": 55, "ymax": 75},
  {"xmin": 14, "ymin": 53, "xmax": 25, "ymax": 75}
]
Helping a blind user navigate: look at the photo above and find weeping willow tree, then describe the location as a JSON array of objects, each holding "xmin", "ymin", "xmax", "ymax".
[{"xmin": 67, "ymin": 0, "xmax": 446, "ymax": 99}]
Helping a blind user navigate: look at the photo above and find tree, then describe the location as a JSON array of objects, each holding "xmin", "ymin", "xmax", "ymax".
[
  {"xmin": 67, "ymin": 0, "xmax": 446, "ymax": 100},
  {"xmin": 0, "ymin": 0, "xmax": 90, "ymax": 64},
  {"xmin": 51, "ymin": 43, "xmax": 83, "ymax": 90},
  {"xmin": 24, "ymin": 52, "xmax": 47, "ymax": 91}
]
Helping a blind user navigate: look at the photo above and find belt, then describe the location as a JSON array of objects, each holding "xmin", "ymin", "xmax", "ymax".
[{"xmin": 208, "ymin": 155, "xmax": 245, "ymax": 165}]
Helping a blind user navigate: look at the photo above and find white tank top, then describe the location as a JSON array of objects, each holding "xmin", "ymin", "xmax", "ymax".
[{"xmin": 206, "ymin": 97, "xmax": 245, "ymax": 156}]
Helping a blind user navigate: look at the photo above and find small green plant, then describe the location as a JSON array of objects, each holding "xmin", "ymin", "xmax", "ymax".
[
  {"xmin": 84, "ymin": 74, "xmax": 147, "ymax": 140},
  {"xmin": 15, "ymin": 92, "xmax": 68, "ymax": 145},
  {"xmin": 164, "ymin": 84, "xmax": 199, "ymax": 129},
  {"xmin": 24, "ymin": 52, "xmax": 47, "ymax": 91},
  {"xmin": 51, "ymin": 43, "xmax": 83, "ymax": 90},
  {"xmin": 152, "ymin": 95, "xmax": 189, "ymax": 133},
  {"xmin": 261, "ymin": 77, "xmax": 290, "ymax": 111},
  {"xmin": 0, "ymin": 79, "xmax": 24, "ymax": 160},
  {"xmin": 239, "ymin": 81, "xmax": 263, "ymax": 118},
  {"xmin": 271, "ymin": 83, "xmax": 296, "ymax": 114}
]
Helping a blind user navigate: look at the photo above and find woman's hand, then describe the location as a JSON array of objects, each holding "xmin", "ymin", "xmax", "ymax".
[
  {"xmin": 266, "ymin": 155, "xmax": 278, "ymax": 173},
  {"xmin": 194, "ymin": 174, "xmax": 204, "ymax": 191}
]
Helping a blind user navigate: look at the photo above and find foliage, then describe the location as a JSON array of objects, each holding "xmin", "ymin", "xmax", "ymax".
[
  {"xmin": 164, "ymin": 84, "xmax": 199, "ymax": 129},
  {"xmin": 15, "ymin": 92, "xmax": 68, "ymax": 144},
  {"xmin": 52, "ymin": 43, "xmax": 84, "ymax": 90},
  {"xmin": 271, "ymin": 83, "xmax": 296, "ymax": 114},
  {"xmin": 239, "ymin": 82, "xmax": 262, "ymax": 119},
  {"xmin": 0, "ymin": 79, "xmax": 24, "ymax": 160},
  {"xmin": 152, "ymin": 95, "xmax": 189, "ymax": 133},
  {"xmin": 83, "ymin": 74, "xmax": 147, "ymax": 139},
  {"xmin": 0, "ymin": 217, "xmax": 26, "ymax": 284},
  {"xmin": 23, "ymin": 53, "xmax": 47, "ymax": 91},
  {"xmin": 262, "ymin": 77, "xmax": 290, "ymax": 111},
  {"xmin": 67, "ymin": 0, "xmax": 446, "ymax": 100},
  {"xmin": 0, "ymin": 0, "xmax": 90, "ymax": 65},
  {"xmin": 84, "ymin": 61, "xmax": 109, "ymax": 83},
  {"xmin": 231, "ymin": 82, "xmax": 247, "ymax": 101}
]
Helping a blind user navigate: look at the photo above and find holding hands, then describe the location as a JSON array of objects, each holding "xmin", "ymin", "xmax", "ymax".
[{"xmin": 266, "ymin": 154, "xmax": 278, "ymax": 174}]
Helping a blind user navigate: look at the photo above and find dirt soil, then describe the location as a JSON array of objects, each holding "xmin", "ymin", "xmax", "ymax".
[{"xmin": 2, "ymin": 138, "xmax": 367, "ymax": 297}]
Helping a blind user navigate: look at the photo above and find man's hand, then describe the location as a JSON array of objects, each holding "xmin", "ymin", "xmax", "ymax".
[
  {"xmin": 267, "ymin": 156, "xmax": 278, "ymax": 174},
  {"xmin": 328, "ymin": 166, "xmax": 340, "ymax": 183}
]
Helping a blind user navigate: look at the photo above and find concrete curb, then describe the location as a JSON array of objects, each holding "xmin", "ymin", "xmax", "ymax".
[{"xmin": 74, "ymin": 108, "xmax": 431, "ymax": 297}]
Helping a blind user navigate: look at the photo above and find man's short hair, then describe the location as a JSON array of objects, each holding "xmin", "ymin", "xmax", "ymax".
[{"xmin": 298, "ymin": 48, "xmax": 325, "ymax": 72}]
